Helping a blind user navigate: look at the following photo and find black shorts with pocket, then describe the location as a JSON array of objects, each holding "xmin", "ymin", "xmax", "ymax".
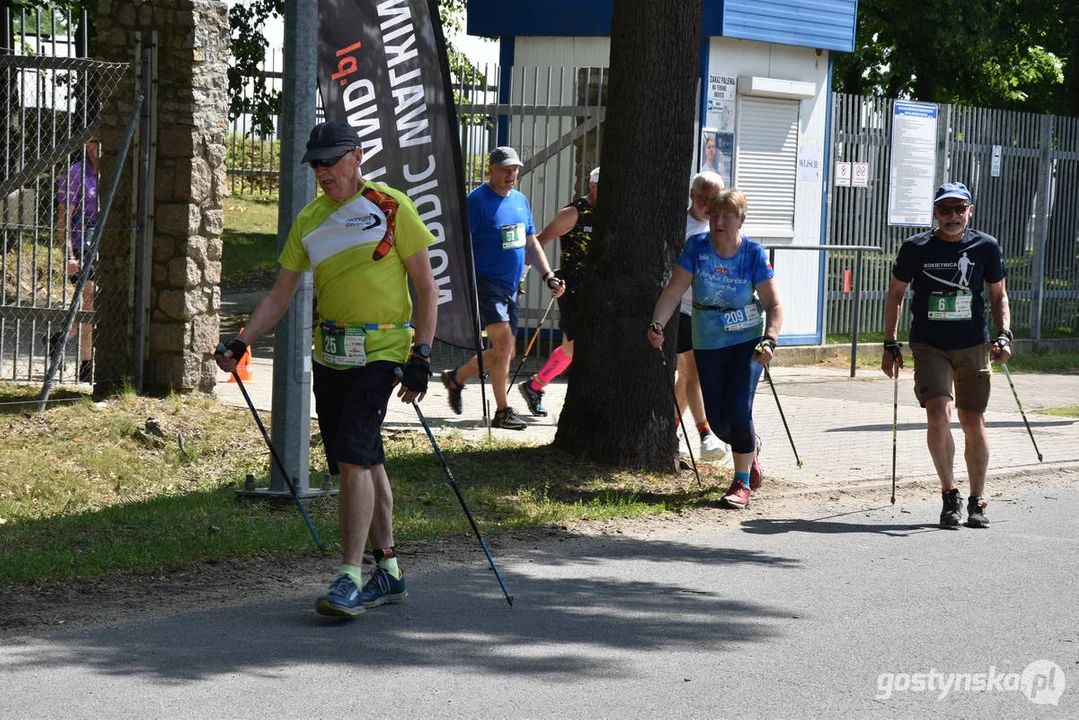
[
  {"xmin": 676, "ymin": 312, "xmax": 694, "ymax": 355},
  {"xmin": 313, "ymin": 359, "xmax": 396, "ymax": 474}
]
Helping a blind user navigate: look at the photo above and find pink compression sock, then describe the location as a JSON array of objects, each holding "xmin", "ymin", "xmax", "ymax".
[{"xmin": 530, "ymin": 347, "xmax": 573, "ymax": 389}]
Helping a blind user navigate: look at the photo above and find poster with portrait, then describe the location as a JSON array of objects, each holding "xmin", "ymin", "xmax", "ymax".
[{"xmin": 699, "ymin": 127, "xmax": 733, "ymax": 188}]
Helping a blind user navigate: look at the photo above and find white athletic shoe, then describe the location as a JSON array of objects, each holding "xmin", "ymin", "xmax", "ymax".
[
  {"xmin": 677, "ymin": 427, "xmax": 691, "ymax": 458},
  {"xmin": 700, "ymin": 432, "xmax": 728, "ymax": 460}
]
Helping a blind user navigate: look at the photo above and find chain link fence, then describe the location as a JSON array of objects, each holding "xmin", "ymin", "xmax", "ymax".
[{"xmin": 1, "ymin": 48, "xmax": 135, "ymax": 387}]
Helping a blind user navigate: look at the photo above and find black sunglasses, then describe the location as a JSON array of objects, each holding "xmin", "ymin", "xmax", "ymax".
[
  {"xmin": 935, "ymin": 204, "xmax": 970, "ymax": 217},
  {"xmin": 308, "ymin": 150, "xmax": 352, "ymax": 169}
]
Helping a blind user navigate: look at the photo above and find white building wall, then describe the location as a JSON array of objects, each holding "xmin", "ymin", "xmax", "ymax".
[
  {"xmin": 503, "ymin": 35, "xmax": 829, "ymax": 342},
  {"xmin": 708, "ymin": 38, "xmax": 830, "ymax": 341}
]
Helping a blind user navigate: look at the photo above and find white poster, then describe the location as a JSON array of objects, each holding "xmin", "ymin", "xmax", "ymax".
[
  {"xmin": 706, "ymin": 72, "xmax": 737, "ymax": 133},
  {"xmin": 835, "ymin": 162, "xmax": 851, "ymax": 187},
  {"xmin": 798, "ymin": 145, "xmax": 823, "ymax": 182},
  {"xmin": 853, "ymin": 162, "xmax": 869, "ymax": 187},
  {"xmin": 887, "ymin": 101, "xmax": 938, "ymax": 226}
]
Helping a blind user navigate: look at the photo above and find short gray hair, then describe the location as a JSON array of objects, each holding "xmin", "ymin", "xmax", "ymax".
[{"xmin": 691, "ymin": 171, "xmax": 725, "ymax": 194}]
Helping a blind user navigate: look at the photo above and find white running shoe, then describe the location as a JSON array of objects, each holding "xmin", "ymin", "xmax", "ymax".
[
  {"xmin": 677, "ymin": 426, "xmax": 691, "ymax": 458},
  {"xmin": 699, "ymin": 432, "xmax": 728, "ymax": 460}
]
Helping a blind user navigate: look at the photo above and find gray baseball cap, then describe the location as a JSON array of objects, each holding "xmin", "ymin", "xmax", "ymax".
[{"xmin": 488, "ymin": 146, "xmax": 523, "ymax": 167}]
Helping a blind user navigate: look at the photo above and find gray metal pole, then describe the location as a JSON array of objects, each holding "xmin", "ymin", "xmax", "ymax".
[
  {"xmin": 849, "ymin": 249, "xmax": 862, "ymax": 378},
  {"xmin": 1030, "ymin": 114, "xmax": 1053, "ymax": 343},
  {"xmin": 134, "ymin": 41, "xmax": 155, "ymax": 392},
  {"xmin": 268, "ymin": 0, "xmax": 316, "ymax": 494}
]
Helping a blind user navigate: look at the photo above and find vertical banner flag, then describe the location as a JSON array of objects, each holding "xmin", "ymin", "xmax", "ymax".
[{"xmin": 317, "ymin": 0, "xmax": 481, "ymax": 349}]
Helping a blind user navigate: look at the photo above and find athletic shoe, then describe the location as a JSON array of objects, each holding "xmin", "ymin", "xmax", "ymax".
[
  {"xmin": 700, "ymin": 432, "xmax": 727, "ymax": 460},
  {"xmin": 966, "ymin": 496, "xmax": 989, "ymax": 528},
  {"xmin": 721, "ymin": 479, "xmax": 751, "ymax": 509},
  {"xmin": 940, "ymin": 488, "xmax": 962, "ymax": 528},
  {"xmin": 518, "ymin": 379, "xmax": 548, "ymax": 416},
  {"xmin": 749, "ymin": 435, "xmax": 764, "ymax": 490},
  {"xmin": 315, "ymin": 574, "xmax": 365, "ymax": 617},
  {"xmin": 492, "ymin": 406, "xmax": 527, "ymax": 430},
  {"xmin": 677, "ymin": 426, "xmax": 691, "ymax": 458},
  {"xmin": 441, "ymin": 369, "xmax": 464, "ymax": 415},
  {"xmin": 357, "ymin": 567, "xmax": 408, "ymax": 608}
]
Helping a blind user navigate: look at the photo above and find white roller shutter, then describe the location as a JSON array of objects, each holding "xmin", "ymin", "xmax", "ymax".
[{"xmin": 734, "ymin": 96, "xmax": 799, "ymax": 238}]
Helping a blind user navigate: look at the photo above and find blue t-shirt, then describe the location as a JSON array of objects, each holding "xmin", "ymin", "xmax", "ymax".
[
  {"xmin": 892, "ymin": 228, "xmax": 1006, "ymax": 349},
  {"xmin": 467, "ymin": 184, "xmax": 535, "ymax": 291},
  {"xmin": 677, "ymin": 233, "xmax": 774, "ymax": 350}
]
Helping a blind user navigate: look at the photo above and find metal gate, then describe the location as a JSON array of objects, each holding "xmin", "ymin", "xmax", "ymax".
[{"xmin": 1, "ymin": 6, "xmax": 139, "ymax": 387}]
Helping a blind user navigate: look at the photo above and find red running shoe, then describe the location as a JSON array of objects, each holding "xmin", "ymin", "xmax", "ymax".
[{"xmin": 721, "ymin": 479, "xmax": 751, "ymax": 509}]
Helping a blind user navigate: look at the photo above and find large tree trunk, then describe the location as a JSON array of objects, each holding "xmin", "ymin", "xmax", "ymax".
[{"xmin": 553, "ymin": 0, "xmax": 703, "ymax": 471}]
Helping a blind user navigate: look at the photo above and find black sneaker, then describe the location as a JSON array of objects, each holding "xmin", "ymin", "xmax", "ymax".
[
  {"xmin": 492, "ymin": 406, "xmax": 527, "ymax": 430},
  {"xmin": 441, "ymin": 369, "xmax": 463, "ymax": 415},
  {"xmin": 940, "ymin": 488, "xmax": 962, "ymax": 528},
  {"xmin": 518, "ymin": 379, "xmax": 547, "ymax": 416},
  {"xmin": 966, "ymin": 496, "xmax": 989, "ymax": 528}
]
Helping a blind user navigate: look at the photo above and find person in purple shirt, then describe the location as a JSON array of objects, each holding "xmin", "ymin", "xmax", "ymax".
[{"xmin": 54, "ymin": 138, "xmax": 99, "ymax": 383}]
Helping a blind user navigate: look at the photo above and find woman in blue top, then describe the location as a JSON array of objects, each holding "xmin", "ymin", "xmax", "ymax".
[{"xmin": 648, "ymin": 189, "xmax": 784, "ymax": 509}]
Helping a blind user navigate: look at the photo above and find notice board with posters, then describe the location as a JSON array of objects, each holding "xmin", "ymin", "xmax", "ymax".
[{"xmin": 887, "ymin": 101, "xmax": 938, "ymax": 227}]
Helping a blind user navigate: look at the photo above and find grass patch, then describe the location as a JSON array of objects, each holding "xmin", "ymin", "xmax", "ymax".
[
  {"xmin": 0, "ymin": 384, "xmax": 717, "ymax": 586},
  {"xmin": 221, "ymin": 195, "xmax": 280, "ymax": 292},
  {"xmin": 1042, "ymin": 405, "xmax": 1079, "ymax": 418}
]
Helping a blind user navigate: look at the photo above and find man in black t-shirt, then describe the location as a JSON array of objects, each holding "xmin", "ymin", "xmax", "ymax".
[
  {"xmin": 517, "ymin": 167, "xmax": 599, "ymax": 416},
  {"xmin": 881, "ymin": 182, "xmax": 1012, "ymax": 530}
]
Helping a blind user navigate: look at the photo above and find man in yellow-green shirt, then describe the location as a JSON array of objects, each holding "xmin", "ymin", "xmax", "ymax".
[{"xmin": 216, "ymin": 121, "xmax": 438, "ymax": 617}]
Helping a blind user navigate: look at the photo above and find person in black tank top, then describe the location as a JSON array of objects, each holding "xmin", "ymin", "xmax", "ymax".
[
  {"xmin": 518, "ymin": 167, "xmax": 599, "ymax": 416},
  {"xmin": 881, "ymin": 182, "xmax": 1012, "ymax": 530}
]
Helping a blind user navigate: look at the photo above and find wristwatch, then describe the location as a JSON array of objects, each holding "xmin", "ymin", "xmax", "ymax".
[{"xmin": 412, "ymin": 343, "xmax": 432, "ymax": 360}]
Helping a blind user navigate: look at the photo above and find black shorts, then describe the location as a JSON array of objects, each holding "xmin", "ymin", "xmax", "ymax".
[
  {"xmin": 312, "ymin": 360, "xmax": 396, "ymax": 474},
  {"xmin": 476, "ymin": 275, "xmax": 519, "ymax": 335},
  {"xmin": 676, "ymin": 312, "xmax": 693, "ymax": 355},
  {"xmin": 557, "ymin": 291, "xmax": 579, "ymax": 341}
]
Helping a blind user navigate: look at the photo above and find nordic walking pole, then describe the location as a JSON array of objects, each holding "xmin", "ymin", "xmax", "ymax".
[
  {"xmin": 891, "ymin": 368, "xmax": 899, "ymax": 504},
  {"xmin": 507, "ymin": 294, "xmax": 557, "ymax": 390},
  {"xmin": 216, "ymin": 344, "xmax": 325, "ymax": 551},
  {"xmin": 1002, "ymin": 363, "xmax": 1043, "ymax": 462},
  {"xmin": 399, "ymin": 371, "xmax": 514, "ymax": 605},
  {"xmin": 763, "ymin": 365, "xmax": 803, "ymax": 468},
  {"xmin": 655, "ymin": 348, "xmax": 703, "ymax": 491}
]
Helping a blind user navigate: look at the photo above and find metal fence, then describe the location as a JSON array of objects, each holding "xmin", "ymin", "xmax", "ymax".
[
  {"xmin": 827, "ymin": 93, "xmax": 1079, "ymax": 340},
  {"xmin": 227, "ymin": 54, "xmax": 606, "ymax": 368},
  {"xmin": 1, "ymin": 6, "xmax": 138, "ymax": 387},
  {"xmin": 226, "ymin": 67, "xmax": 1079, "ymax": 349}
]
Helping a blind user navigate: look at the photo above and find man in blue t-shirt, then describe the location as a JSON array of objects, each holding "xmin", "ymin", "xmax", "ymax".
[
  {"xmin": 882, "ymin": 182, "xmax": 1012, "ymax": 530},
  {"xmin": 441, "ymin": 146, "xmax": 564, "ymax": 430}
]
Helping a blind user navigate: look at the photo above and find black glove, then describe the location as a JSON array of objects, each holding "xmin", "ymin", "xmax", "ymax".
[
  {"xmin": 756, "ymin": 337, "xmax": 777, "ymax": 354},
  {"xmin": 400, "ymin": 355, "xmax": 431, "ymax": 394},
  {"xmin": 215, "ymin": 338, "xmax": 248, "ymax": 359},
  {"xmin": 993, "ymin": 330, "xmax": 1012, "ymax": 355}
]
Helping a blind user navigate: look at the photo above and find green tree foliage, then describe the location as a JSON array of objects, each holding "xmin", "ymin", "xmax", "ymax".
[{"xmin": 834, "ymin": 0, "xmax": 1077, "ymax": 115}]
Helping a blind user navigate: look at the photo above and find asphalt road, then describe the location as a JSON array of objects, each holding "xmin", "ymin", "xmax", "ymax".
[{"xmin": 2, "ymin": 469, "xmax": 1076, "ymax": 719}]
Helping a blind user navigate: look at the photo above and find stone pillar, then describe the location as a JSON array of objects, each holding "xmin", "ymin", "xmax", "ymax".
[{"xmin": 95, "ymin": 0, "xmax": 227, "ymax": 393}]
